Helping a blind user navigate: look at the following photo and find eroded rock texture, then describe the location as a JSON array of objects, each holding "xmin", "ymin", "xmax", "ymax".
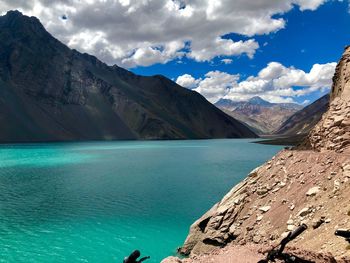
[
  {"xmin": 308, "ymin": 46, "xmax": 350, "ymax": 152},
  {"xmin": 172, "ymin": 46, "xmax": 350, "ymax": 261}
]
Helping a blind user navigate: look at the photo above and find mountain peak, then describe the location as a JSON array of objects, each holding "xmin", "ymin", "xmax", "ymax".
[
  {"xmin": 0, "ymin": 12, "xmax": 256, "ymax": 141},
  {"xmin": 0, "ymin": 10, "xmax": 46, "ymax": 35},
  {"xmin": 247, "ymin": 96, "xmax": 272, "ymax": 106},
  {"xmin": 5, "ymin": 10, "xmax": 23, "ymax": 18}
]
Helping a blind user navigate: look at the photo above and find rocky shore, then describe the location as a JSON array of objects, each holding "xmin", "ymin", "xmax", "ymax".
[{"xmin": 162, "ymin": 46, "xmax": 350, "ymax": 262}]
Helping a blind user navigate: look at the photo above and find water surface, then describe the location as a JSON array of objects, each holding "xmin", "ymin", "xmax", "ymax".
[{"xmin": 0, "ymin": 139, "xmax": 283, "ymax": 262}]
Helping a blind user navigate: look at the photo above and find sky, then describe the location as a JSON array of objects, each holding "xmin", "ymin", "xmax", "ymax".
[{"xmin": 1, "ymin": 0, "xmax": 350, "ymax": 105}]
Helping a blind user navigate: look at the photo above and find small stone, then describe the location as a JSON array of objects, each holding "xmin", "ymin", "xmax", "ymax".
[
  {"xmin": 272, "ymin": 187, "xmax": 280, "ymax": 193},
  {"xmin": 257, "ymin": 215, "xmax": 264, "ymax": 221},
  {"xmin": 287, "ymin": 225, "xmax": 295, "ymax": 231},
  {"xmin": 312, "ymin": 217, "xmax": 325, "ymax": 229},
  {"xmin": 298, "ymin": 207, "xmax": 311, "ymax": 217},
  {"xmin": 333, "ymin": 180, "xmax": 340, "ymax": 192},
  {"xmin": 290, "ymin": 204, "xmax": 295, "ymax": 211},
  {"xmin": 287, "ymin": 219, "xmax": 294, "ymax": 225},
  {"xmin": 253, "ymin": 235, "xmax": 261, "ymax": 244},
  {"xmin": 306, "ymin": 186, "xmax": 320, "ymax": 196},
  {"xmin": 257, "ymin": 188, "xmax": 269, "ymax": 196},
  {"xmin": 259, "ymin": 206, "xmax": 271, "ymax": 213},
  {"xmin": 246, "ymin": 226, "xmax": 254, "ymax": 231}
]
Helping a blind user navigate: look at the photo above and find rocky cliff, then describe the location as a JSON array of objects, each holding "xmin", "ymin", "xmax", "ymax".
[
  {"xmin": 163, "ymin": 46, "xmax": 350, "ymax": 262},
  {"xmin": 307, "ymin": 47, "xmax": 350, "ymax": 152},
  {"xmin": 0, "ymin": 11, "xmax": 256, "ymax": 142}
]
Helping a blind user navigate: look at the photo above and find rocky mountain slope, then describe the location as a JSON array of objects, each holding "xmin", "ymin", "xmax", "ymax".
[
  {"xmin": 276, "ymin": 94, "xmax": 330, "ymax": 136},
  {"xmin": 216, "ymin": 97, "xmax": 302, "ymax": 134},
  {"xmin": 0, "ymin": 11, "xmax": 256, "ymax": 142},
  {"xmin": 163, "ymin": 46, "xmax": 350, "ymax": 262}
]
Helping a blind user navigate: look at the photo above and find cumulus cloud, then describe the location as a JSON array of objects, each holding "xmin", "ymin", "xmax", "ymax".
[
  {"xmin": 0, "ymin": 0, "xmax": 330, "ymax": 67},
  {"xmin": 176, "ymin": 61, "xmax": 336, "ymax": 103},
  {"xmin": 177, "ymin": 71, "xmax": 240, "ymax": 103},
  {"xmin": 176, "ymin": 74, "xmax": 200, "ymax": 89}
]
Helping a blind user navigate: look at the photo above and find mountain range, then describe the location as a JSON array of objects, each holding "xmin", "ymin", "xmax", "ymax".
[
  {"xmin": 0, "ymin": 11, "xmax": 256, "ymax": 142},
  {"xmin": 215, "ymin": 96, "xmax": 303, "ymax": 134},
  {"xmin": 275, "ymin": 94, "xmax": 329, "ymax": 136}
]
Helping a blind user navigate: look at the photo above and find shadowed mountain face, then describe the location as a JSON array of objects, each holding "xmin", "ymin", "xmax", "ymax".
[
  {"xmin": 215, "ymin": 97, "xmax": 302, "ymax": 135},
  {"xmin": 275, "ymin": 94, "xmax": 329, "ymax": 136},
  {"xmin": 0, "ymin": 11, "xmax": 256, "ymax": 142}
]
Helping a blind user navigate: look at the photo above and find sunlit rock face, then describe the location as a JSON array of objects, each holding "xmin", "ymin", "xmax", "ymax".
[
  {"xmin": 307, "ymin": 46, "xmax": 350, "ymax": 153},
  {"xmin": 171, "ymin": 46, "xmax": 350, "ymax": 261}
]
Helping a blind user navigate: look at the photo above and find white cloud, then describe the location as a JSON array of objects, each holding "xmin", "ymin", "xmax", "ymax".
[
  {"xmin": 221, "ymin": 58, "xmax": 233, "ymax": 64},
  {"xmin": 184, "ymin": 71, "xmax": 240, "ymax": 103},
  {"xmin": 176, "ymin": 74, "xmax": 200, "ymax": 89},
  {"xmin": 176, "ymin": 61, "xmax": 336, "ymax": 103},
  {"xmin": 0, "ymin": 0, "xmax": 330, "ymax": 67},
  {"xmin": 188, "ymin": 38, "xmax": 259, "ymax": 62}
]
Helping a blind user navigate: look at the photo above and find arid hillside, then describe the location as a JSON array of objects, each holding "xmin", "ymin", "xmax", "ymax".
[{"xmin": 162, "ymin": 46, "xmax": 350, "ymax": 262}]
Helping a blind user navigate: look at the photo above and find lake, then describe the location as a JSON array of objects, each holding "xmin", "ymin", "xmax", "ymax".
[{"xmin": 0, "ymin": 139, "xmax": 283, "ymax": 262}]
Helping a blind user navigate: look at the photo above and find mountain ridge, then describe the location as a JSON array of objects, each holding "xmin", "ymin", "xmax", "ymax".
[
  {"xmin": 0, "ymin": 10, "xmax": 256, "ymax": 142},
  {"xmin": 275, "ymin": 94, "xmax": 330, "ymax": 136},
  {"xmin": 215, "ymin": 96, "xmax": 302, "ymax": 134}
]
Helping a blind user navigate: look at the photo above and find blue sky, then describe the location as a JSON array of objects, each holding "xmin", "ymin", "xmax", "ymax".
[
  {"xmin": 132, "ymin": 1, "xmax": 350, "ymax": 104},
  {"xmin": 1, "ymin": 0, "xmax": 349, "ymax": 105}
]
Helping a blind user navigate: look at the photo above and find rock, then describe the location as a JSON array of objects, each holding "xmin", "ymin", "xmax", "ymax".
[
  {"xmin": 306, "ymin": 186, "xmax": 320, "ymax": 196},
  {"xmin": 230, "ymin": 226, "xmax": 242, "ymax": 237},
  {"xmin": 312, "ymin": 217, "xmax": 325, "ymax": 229},
  {"xmin": 298, "ymin": 207, "xmax": 312, "ymax": 217},
  {"xmin": 246, "ymin": 226, "xmax": 254, "ymax": 231},
  {"xmin": 333, "ymin": 115, "xmax": 344, "ymax": 125},
  {"xmin": 333, "ymin": 180, "xmax": 341, "ymax": 192},
  {"xmin": 287, "ymin": 225, "xmax": 295, "ymax": 231},
  {"xmin": 257, "ymin": 187, "xmax": 269, "ymax": 196},
  {"xmin": 259, "ymin": 206, "xmax": 271, "ymax": 213},
  {"xmin": 342, "ymin": 164, "xmax": 350, "ymax": 178},
  {"xmin": 272, "ymin": 187, "xmax": 280, "ymax": 193},
  {"xmin": 325, "ymin": 218, "xmax": 331, "ymax": 223},
  {"xmin": 253, "ymin": 235, "xmax": 261, "ymax": 244},
  {"xmin": 256, "ymin": 215, "xmax": 264, "ymax": 222}
]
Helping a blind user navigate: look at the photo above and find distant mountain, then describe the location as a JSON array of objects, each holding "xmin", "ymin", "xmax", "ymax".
[
  {"xmin": 215, "ymin": 96, "xmax": 302, "ymax": 134},
  {"xmin": 0, "ymin": 11, "xmax": 256, "ymax": 142},
  {"xmin": 275, "ymin": 94, "xmax": 329, "ymax": 136}
]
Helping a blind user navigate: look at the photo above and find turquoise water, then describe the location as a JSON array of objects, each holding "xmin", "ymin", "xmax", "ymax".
[{"xmin": 0, "ymin": 139, "xmax": 283, "ymax": 262}]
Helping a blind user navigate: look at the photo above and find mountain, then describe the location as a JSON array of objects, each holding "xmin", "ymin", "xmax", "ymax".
[
  {"xmin": 163, "ymin": 46, "xmax": 350, "ymax": 263},
  {"xmin": 275, "ymin": 94, "xmax": 329, "ymax": 136},
  {"xmin": 0, "ymin": 11, "xmax": 256, "ymax": 142},
  {"xmin": 215, "ymin": 96, "xmax": 302, "ymax": 134}
]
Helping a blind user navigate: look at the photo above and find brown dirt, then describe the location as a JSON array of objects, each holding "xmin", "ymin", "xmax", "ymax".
[{"xmin": 162, "ymin": 243, "xmax": 350, "ymax": 263}]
